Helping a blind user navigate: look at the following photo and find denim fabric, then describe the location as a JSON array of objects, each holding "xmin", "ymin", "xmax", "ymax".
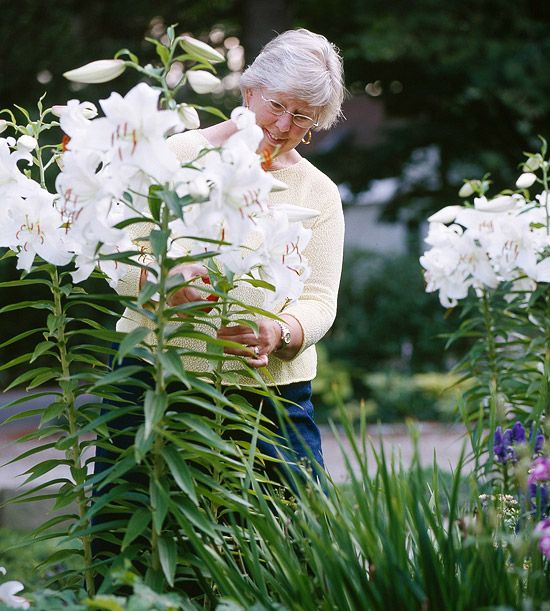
[{"xmin": 93, "ymin": 359, "xmax": 324, "ymax": 480}]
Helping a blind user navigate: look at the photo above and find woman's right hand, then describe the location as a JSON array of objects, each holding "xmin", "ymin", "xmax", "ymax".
[
  {"xmin": 140, "ymin": 263, "xmax": 215, "ymax": 315},
  {"xmin": 166, "ymin": 263, "xmax": 211, "ymax": 310}
]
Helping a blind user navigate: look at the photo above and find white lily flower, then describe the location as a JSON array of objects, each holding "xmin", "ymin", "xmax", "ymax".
[
  {"xmin": 52, "ymin": 100, "xmax": 98, "ymax": 119},
  {"xmin": 63, "ymin": 59, "xmax": 126, "ymax": 84},
  {"xmin": 515, "ymin": 172, "xmax": 536, "ymax": 189},
  {"xmin": 16, "ymin": 135, "xmax": 37, "ymax": 152},
  {"xmin": 179, "ymin": 35, "xmax": 225, "ymax": 63},
  {"xmin": 187, "ymin": 70, "xmax": 221, "ymax": 94},
  {"xmin": 177, "ymin": 104, "xmax": 200, "ymax": 130},
  {"xmin": 427, "ymin": 205, "xmax": 463, "ymax": 224},
  {"xmin": 0, "ymin": 190, "xmax": 73, "ymax": 272}
]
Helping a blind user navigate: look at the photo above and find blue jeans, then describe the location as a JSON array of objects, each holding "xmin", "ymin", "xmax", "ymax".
[{"xmin": 93, "ymin": 360, "xmax": 324, "ymax": 483}]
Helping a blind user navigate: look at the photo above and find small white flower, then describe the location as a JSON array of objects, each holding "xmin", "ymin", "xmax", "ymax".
[
  {"xmin": 16, "ymin": 135, "xmax": 37, "ymax": 152},
  {"xmin": 515, "ymin": 172, "xmax": 536, "ymax": 189},
  {"xmin": 427, "ymin": 205, "xmax": 463, "ymax": 224},
  {"xmin": 187, "ymin": 70, "xmax": 221, "ymax": 94},
  {"xmin": 177, "ymin": 104, "xmax": 200, "ymax": 130},
  {"xmin": 63, "ymin": 59, "xmax": 126, "ymax": 84},
  {"xmin": 179, "ymin": 35, "xmax": 225, "ymax": 63}
]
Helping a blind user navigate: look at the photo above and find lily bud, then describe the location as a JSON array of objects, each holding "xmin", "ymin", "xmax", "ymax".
[
  {"xmin": 51, "ymin": 101, "xmax": 98, "ymax": 119},
  {"xmin": 179, "ymin": 35, "xmax": 225, "ymax": 64},
  {"xmin": 475, "ymin": 195, "xmax": 517, "ymax": 213},
  {"xmin": 428, "ymin": 205, "xmax": 463, "ymax": 224},
  {"xmin": 187, "ymin": 70, "xmax": 221, "ymax": 94},
  {"xmin": 0, "ymin": 120, "xmax": 7, "ymax": 134},
  {"xmin": 524, "ymin": 155, "xmax": 541, "ymax": 172},
  {"xmin": 516, "ymin": 172, "xmax": 536, "ymax": 189},
  {"xmin": 177, "ymin": 104, "xmax": 200, "ymax": 129},
  {"xmin": 458, "ymin": 182, "xmax": 474, "ymax": 198},
  {"xmin": 17, "ymin": 135, "xmax": 38, "ymax": 152},
  {"xmin": 63, "ymin": 59, "xmax": 126, "ymax": 84}
]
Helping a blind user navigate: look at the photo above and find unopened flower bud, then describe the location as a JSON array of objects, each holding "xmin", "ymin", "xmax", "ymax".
[
  {"xmin": 516, "ymin": 172, "xmax": 536, "ymax": 189},
  {"xmin": 475, "ymin": 194, "xmax": 517, "ymax": 213},
  {"xmin": 187, "ymin": 70, "xmax": 221, "ymax": 94},
  {"xmin": 63, "ymin": 59, "xmax": 126, "ymax": 84},
  {"xmin": 0, "ymin": 120, "xmax": 7, "ymax": 134},
  {"xmin": 524, "ymin": 155, "xmax": 542, "ymax": 172},
  {"xmin": 52, "ymin": 101, "xmax": 98, "ymax": 119},
  {"xmin": 458, "ymin": 182, "xmax": 474, "ymax": 198},
  {"xmin": 177, "ymin": 104, "xmax": 200, "ymax": 130},
  {"xmin": 179, "ymin": 36, "xmax": 225, "ymax": 64},
  {"xmin": 17, "ymin": 135, "xmax": 38, "ymax": 152},
  {"xmin": 428, "ymin": 205, "xmax": 463, "ymax": 224}
]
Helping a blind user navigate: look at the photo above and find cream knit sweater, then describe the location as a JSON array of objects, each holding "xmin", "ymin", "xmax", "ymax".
[{"xmin": 115, "ymin": 130, "xmax": 344, "ymax": 386}]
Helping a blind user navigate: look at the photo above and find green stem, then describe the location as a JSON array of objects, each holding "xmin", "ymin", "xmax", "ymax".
[
  {"xmin": 481, "ymin": 290, "xmax": 500, "ymax": 475},
  {"xmin": 149, "ymin": 207, "xmax": 170, "ymax": 579},
  {"xmin": 50, "ymin": 267, "xmax": 95, "ymax": 596}
]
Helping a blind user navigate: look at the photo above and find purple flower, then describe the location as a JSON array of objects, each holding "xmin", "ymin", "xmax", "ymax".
[
  {"xmin": 528, "ymin": 457, "xmax": 550, "ymax": 485},
  {"xmin": 534, "ymin": 432, "xmax": 545, "ymax": 455},
  {"xmin": 534, "ymin": 519, "xmax": 550, "ymax": 560},
  {"xmin": 512, "ymin": 422, "xmax": 526, "ymax": 444}
]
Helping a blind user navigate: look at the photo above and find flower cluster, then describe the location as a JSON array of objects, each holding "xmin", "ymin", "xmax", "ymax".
[
  {"xmin": 420, "ymin": 151, "xmax": 549, "ymax": 307},
  {"xmin": 493, "ymin": 421, "xmax": 543, "ymax": 464},
  {"xmin": 0, "ymin": 82, "xmax": 312, "ymax": 305},
  {"xmin": 478, "ymin": 493, "xmax": 520, "ymax": 531}
]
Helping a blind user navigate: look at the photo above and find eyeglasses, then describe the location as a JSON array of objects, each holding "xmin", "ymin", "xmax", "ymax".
[{"xmin": 260, "ymin": 93, "xmax": 319, "ymax": 129}]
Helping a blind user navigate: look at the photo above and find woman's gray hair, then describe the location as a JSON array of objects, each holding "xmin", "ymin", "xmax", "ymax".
[{"xmin": 240, "ymin": 28, "xmax": 345, "ymax": 131}]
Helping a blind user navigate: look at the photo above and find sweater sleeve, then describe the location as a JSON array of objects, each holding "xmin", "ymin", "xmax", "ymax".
[{"xmin": 282, "ymin": 178, "xmax": 345, "ymax": 354}]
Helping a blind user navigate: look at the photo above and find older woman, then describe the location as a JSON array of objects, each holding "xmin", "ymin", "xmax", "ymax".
[
  {"xmin": 111, "ymin": 28, "xmax": 344, "ymax": 478},
  {"xmin": 166, "ymin": 28, "xmax": 345, "ymax": 472}
]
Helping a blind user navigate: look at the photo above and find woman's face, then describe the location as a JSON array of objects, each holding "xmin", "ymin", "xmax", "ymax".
[{"xmin": 245, "ymin": 88, "xmax": 316, "ymax": 158}]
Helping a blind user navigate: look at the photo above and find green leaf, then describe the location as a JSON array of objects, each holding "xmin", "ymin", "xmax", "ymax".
[
  {"xmin": 148, "ymin": 185, "xmax": 162, "ymax": 221},
  {"xmin": 161, "ymin": 446, "xmax": 198, "ymax": 504},
  {"xmin": 121, "ymin": 507, "xmax": 151, "ymax": 551},
  {"xmin": 40, "ymin": 401, "xmax": 66, "ymax": 425},
  {"xmin": 144, "ymin": 390, "xmax": 167, "ymax": 439},
  {"xmin": 150, "ymin": 477, "xmax": 170, "ymax": 534},
  {"xmin": 116, "ymin": 327, "xmax": 150, "ymax": 364},
  {"xmin": 89, "ymin": 365, "xmax": 144, "ymax": 391},
  {"xmin": 149, "ymin": 228, "xmax": 169, "ymax": 259},
  {"xmin": 30, "ymin": 340, "xmax": 56, "ymax": 363},
  {"xmin": 158, "ymin": 534, "xmax": 177, "ymax": 587}
]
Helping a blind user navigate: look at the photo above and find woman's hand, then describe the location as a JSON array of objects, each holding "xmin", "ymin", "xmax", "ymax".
[
  {"xmin": 167, "ymin": 263, "xmax": 219, "ymax": 316},
  {"xmin": 217, "ymin": 315, "xmax": 303, "ymax": 369}
]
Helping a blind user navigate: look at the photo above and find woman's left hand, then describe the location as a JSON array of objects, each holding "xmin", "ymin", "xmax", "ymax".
[{"xmin": 217, "ymin": 319, "xmax": 281, "ymax": 368}]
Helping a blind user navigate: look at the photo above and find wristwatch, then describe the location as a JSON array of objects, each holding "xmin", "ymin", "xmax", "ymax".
[{"xmin": 275, "ymin": 320, "xmax": 291, "ymax": 351}]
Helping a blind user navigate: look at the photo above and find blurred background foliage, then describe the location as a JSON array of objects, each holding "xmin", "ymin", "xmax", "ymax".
[{"xmin": 1, "ymin": 0, "xmax": 549, "ymax": 420}]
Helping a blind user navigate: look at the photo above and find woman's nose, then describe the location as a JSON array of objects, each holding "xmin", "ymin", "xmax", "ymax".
[{"xmin": 275, "ymin": 112, "xmax": 293, "ymax": 132}]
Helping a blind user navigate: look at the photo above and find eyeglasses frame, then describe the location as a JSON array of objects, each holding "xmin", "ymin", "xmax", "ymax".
[{"xmin": 260, "ymin": 93, "xmax": 319, "ymax": 129}]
